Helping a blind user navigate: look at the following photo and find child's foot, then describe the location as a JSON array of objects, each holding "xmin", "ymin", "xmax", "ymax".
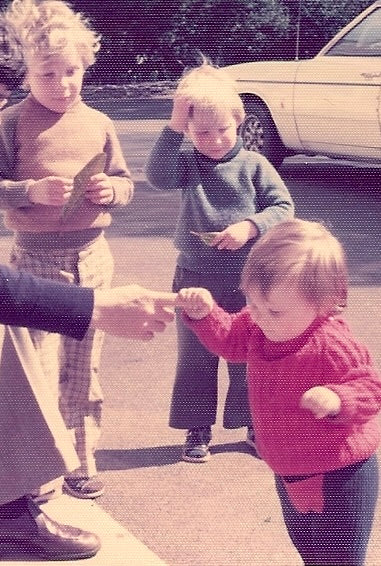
[
  {"xmin": 63, "ymin": 476, "xmax": 105, "ymax": 499},
  {"xmin": 182, "ymin": 426, "xmax": 212, "ymax": 463},
  {"xmin": 246, "ymin": 426, "xmax": 262, "ymax": 459}
]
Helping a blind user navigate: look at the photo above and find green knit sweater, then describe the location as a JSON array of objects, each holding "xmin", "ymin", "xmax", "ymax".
[{"xmin": 146, "ymin": 126, "xmax": 294, "ymax": 274}]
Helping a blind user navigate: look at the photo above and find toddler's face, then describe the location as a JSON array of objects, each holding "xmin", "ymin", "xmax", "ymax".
[
  {"xmin": 187, "ymin": 107, "xmax": 239, "ymax": 160},
  {"xmin": 246, "ymin": 282, "xmax": 319, "ymax": 342},
  {"xmin": 25, "ymin": 42, "xmax": 85, "ymax": 113}
]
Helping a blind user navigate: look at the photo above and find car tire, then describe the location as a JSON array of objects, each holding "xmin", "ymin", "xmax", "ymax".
[{"xmin": 240, "ymin": 99, "xmax": 287, "ymax": 168}]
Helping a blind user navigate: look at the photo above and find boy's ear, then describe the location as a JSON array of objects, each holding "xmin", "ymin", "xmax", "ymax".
[{"xmin": 234, "ymin": 109, "xmax": 245, "ymax": 128}]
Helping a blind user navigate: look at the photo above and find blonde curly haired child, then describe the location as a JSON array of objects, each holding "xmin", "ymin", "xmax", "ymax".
[
  {"xmin": 0, "ymin": 0, "xmax": 133, "ymax": 500},
  {"xmin": 4, "ymin": 0, "xmax": 100, "ymax": 70}
]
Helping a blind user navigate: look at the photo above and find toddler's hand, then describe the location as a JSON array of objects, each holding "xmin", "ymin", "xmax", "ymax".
[
  {"xmin": 85, "ymin": 173, "xmax": 115, "ymax": 205},
  {"xmin": 176, "ymin": 287, "xmax": 213, "ymax": 319},
  {"xmin": 300, "ymin": 386, "xmax": 341, "ymax": 419},
  {"xmin": 212, "ymin": 221, "xmax": 258, "ymax": 250},
  {"xmin": 28, "ymin": 176, "xmax": 73, "ymax": 206},
  {"xmin": 169, "ymin": 94, "xmax": 193, "ymax": 134}
]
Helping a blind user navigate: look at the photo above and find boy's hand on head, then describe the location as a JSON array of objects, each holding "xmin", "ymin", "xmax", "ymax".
[
  {"xmin": 85, "ymin": 173, "xmax": 115, "ymax": 205},
  {"xmin": 213, "ymin": 221, "xmax": 259, "ymax": 250},
  {"xmin": 300, "ymin": 386, "xmax": 341, "ymax": 419},
  {"xmin": 169, "ymin": 94, "xmax": 192, "ymax": 134},
  {"xmin": 176, "ymin": 287, "xmax": 214, "ymax": 319},
  {"xmin": 28, "ymin": 176, "xmax": 73, "ymax": 206}
]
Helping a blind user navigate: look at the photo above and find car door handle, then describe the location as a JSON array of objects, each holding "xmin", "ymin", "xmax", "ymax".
[{"xmin": 360, "ymin": 71, "xmax": 381, "ymax": 79}]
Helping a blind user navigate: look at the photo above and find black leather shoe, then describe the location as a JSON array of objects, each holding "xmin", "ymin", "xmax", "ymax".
[{"xmin": 0, "ymin": 496, "xmax": 101, "ymax": 560}]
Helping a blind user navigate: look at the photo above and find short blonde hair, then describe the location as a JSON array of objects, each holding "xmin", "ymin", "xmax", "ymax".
[
  {"xmin": 176, "ymin": 62, "xmax": 245, "ymax": 124},
  {"xmin": 241, "ymin": 219, "xmax": 348, "ymax": 316},
  {"xmin": 4, "ymin": 0, "xmax": 100, "ymax": 70}
]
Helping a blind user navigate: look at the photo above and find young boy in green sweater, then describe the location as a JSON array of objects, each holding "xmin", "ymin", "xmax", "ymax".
[{"xmin": 146, "ymin": 62, "xmax": 294, "ymax": 462}]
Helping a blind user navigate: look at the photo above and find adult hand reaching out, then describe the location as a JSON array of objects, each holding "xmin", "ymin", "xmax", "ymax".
[{"xmin": 91, "ymin": 285, "xmax": 177, "ymax": 340}]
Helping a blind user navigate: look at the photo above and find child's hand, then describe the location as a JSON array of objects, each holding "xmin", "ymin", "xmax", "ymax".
[
  {"xmin": 176, "ymin": 287, "xmax": 214, "ymax": 319},
  {"xmin": 300, "ymin": 386, "xmax": 341, "ymax": 419},
  {"xmin": 212, "ymin": 221, "xmax": 258, "ymax": 250},
  {"xmin": 85, "ymin": 173, "xmax": 115, "ymax": 205},
  {"xmin": 168, "ymin": 94, "xmax": 192, "ymax": 134},
  {"xmin": 28, "ymin": 176, "xmax": 73, "ymax": 206}
]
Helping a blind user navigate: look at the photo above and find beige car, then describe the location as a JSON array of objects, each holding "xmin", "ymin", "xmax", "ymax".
[{"xmin": 226, "ymin": 1, "xmax": 381, "ymax": 167}]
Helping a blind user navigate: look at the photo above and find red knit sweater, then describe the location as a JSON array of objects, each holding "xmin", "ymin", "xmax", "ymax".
[{"xmin": 184, "ymin": 304, "xmax": 381, "ymax": 476}]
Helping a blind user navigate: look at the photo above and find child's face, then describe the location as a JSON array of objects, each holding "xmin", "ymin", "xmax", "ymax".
[
  {"xmin": 247, "ymin": 282, "xmax": 319, "ymax": 342},
  {"xmin": 186, "ymin": 107, "xmax": 239, "ymax": 160},
  {"xmin": 26, "ymin": 43, "xmax": 85, "ymax": 113}
]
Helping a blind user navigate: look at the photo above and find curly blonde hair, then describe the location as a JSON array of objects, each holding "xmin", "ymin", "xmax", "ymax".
[
  {"xmin": 241, "ymin": 219, "xmax": 348, "ymax": 317},
  {"xmin": 176, "ymin": 61, "xmax": 245, "ymax": 124},
  {"xmin": 4, "ymin": 0, "xmax": 100, "ymax": 71}
]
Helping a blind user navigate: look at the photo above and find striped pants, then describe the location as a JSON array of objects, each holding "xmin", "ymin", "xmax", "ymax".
[{"xmin": 10, "ymin": 234, "xmax": 114, "ymax": 479}]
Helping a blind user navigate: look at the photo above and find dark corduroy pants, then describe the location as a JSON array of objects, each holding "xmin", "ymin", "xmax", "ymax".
[
  {"xmin": 275, "ymin": 455, "xmax": 379, "ymax": 566},
  {"xmin": 169, "ymin": 266, "xmax": 252, "ymax": 429}
]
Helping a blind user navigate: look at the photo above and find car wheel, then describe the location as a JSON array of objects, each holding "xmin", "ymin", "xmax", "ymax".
[{"xmin": 240, "ymin": 100, "xmax": 287, "ymax": 168}]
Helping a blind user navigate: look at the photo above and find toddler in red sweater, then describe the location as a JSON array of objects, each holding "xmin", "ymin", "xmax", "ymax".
[{"xmin": 176, "ymin": 219, "xmax": 381, "ymax": 566}]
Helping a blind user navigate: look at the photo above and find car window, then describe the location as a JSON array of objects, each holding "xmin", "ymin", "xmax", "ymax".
[{"xmin": 325, "ymin": 7, "xmax": 381, "ymax": 57}]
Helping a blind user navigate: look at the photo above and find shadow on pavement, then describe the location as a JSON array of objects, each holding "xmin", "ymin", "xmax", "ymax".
[
  {"xmin": 0, "ymin": 549, "xmax": 51, "ymax": 562},
  {"xmin": 96, "ymin": 442, "xmax": 253, "ymax": 471},
  {"xmin": 96, "ymin": 446, "xmax": 184, "ymax": 470}
]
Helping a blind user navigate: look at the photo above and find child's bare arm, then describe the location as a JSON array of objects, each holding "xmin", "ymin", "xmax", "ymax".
[{"xmin": 176, "ymin": 287, "xmax": 214, "ymax": 319}]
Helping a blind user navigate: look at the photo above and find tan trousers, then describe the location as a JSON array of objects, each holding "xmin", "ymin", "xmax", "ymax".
[
  {"xmin": 0, "ymin": 325, "xmax": 79, "ymax": 505},
  {"xmin": 10, "ymin": 234, "xmax": 114, "ymax": 480}
]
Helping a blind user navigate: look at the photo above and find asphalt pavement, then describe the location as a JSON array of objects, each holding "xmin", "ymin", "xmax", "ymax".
[
  {"xmin": 74, "ymin": 162, "xmax": 381, "ymax": 565},
  {"xmin": 0, "ymin": 99, "xmax": 380, "ymax": 565}
]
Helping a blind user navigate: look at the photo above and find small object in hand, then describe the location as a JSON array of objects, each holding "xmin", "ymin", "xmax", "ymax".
[
  {"xmin": 190, "ymin": 230, "xmax": 221, "ymax": 246},
  {"xmin": 61, "ymin": 152, "xmax": 107, "ymax": 223}
]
